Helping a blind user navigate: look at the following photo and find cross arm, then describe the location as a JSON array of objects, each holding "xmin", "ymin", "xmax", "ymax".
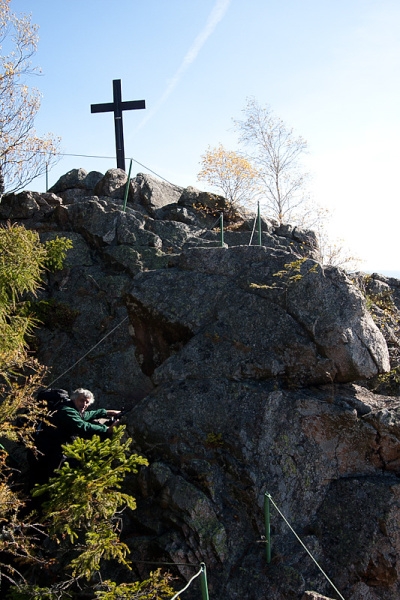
[
  {"xmin": 121, "ymin": 100, "xmax": 146, "ymax": 111},
  {"xmin": 91, "ymin": 102, "xmax": 115, "ymax": 113},
  {"xmin": 91, "ymin": 100, "xmax": 146, "ymax": 114}
]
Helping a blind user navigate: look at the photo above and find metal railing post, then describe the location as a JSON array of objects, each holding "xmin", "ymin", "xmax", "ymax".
[
  {"xmin": 264, "ymin": 492, "xmax": 271, "ymax": 563},
  {"xmin": 123, "ymin": 158, "xmax": 133, "ymax": 212},
  {"xmin": 200, "ymin": 562, "xmax": 210, "ymax": 600},
  {"xmin": 220, "ymin": 212, "xmax": 224, "ymax": 247}
]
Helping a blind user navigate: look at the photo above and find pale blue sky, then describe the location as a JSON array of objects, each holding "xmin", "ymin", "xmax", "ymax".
[{"xmin": 9, "ymin": 0, "xmax": 400, "ymax": 275}]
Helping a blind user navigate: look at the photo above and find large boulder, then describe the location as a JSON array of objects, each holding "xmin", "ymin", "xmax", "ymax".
[
  {"xmin": 126, "ymin": 381, "xmax": 400, "ymax": 600},
  {"xmin": 133, "ymin": 172, "xmax": 183, "ymax": 215},
  {"xmin": 48, "ymin": 168, "xmax": 103, "ymax": 194},
  {"xmin": 94, "ymin": 168, "xmax": 133, "ymax": 199},
  {"xmin": 52, "ymin": 198, "xmax": 162, "ymax": 250},
  {"xmin": 125, "ymin": 246, "xmax": 389, "ymax": 386},
  {"xmin": 0, "ymin": 191, "xmax": 62, "ymax": 219},
  {"xmin": 178, "ymin": 185, "xmax": 228, "ymax": 211}
]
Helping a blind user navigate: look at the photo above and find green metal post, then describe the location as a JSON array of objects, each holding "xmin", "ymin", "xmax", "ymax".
[
  {"xmin": 264, "ymin": 492, "xmax": 271, "ymax": 563},
  {"xmin": 220, "ymin": 212, "xmax": 224, "ymax": 247},
  {"xmin": 200, "ymin": 563, "xmax": 210, "ymax": 600},
  {"xmin": 123, "ymin": 159, "xmax": 133, "ymax": 212},
  {"xmin": 257, "ymin": 201, "xmax": 262, "ymax": 246}
]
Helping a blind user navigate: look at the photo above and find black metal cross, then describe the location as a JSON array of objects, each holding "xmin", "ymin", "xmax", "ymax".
[{"xmin": 91, "ymin": 79, "xmax": 145, "ymax": 172}]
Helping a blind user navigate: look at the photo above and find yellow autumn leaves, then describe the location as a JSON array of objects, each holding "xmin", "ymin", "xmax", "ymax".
[{"xmin": 198, "ymin": 143, "xmax": 258, "ymax": 210}]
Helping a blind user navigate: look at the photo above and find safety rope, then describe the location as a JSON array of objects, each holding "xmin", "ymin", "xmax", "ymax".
[
  {"xmin": 22, "ymin": 148, "xmax": 266, "ymax": 249},
  {"xmin": 41, "ymin": 213, "xmax": 226, "ymax": 390},
  {"xmin": 189, "ymin": 214, "xmax": 223, "ymax": 247},
  {"xmin": 248, "ymin": 211, "xmax": 258, "ymax": 246},
  {"xmin": 31, "ymin": 149, "xmax": 177, "ymax": 187},
  {"xmin": 134, "ymin": 560, "xmax": 200, "ymax": 568},
  {"xmin": 125, "ymin": 560, "xmax": 207, "ymax": 600},
  {"xmin": 46, "ymin": 315, "xmax": 129, "ymax": 388},
  {"xmin": 170, "ymin": 565, "xmax": 203, "ymax": 600},
  {"xmin": 266, "ymin": 493, "xmax": 346, "ymax": 600},
  {"xmin": 43, "ymin": 150, "xmax": 264, "ymax": 248}
]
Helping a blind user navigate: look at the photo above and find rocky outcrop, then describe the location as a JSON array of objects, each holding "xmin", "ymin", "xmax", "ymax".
[
  {"xmin": 123, "ymin": 381, "xmax": 400, "ymax": 600},
  {"xmin": 1, "ymin": 168, "xmax": 400, "ymax": 600},
  {"xmin": 48, "ymin": 167, "xmax": 105, "ymax": 193},
  {"xmin": 0, "ymin": 190, "xmax": 62, "ymax": 219},
  {"xmin": 94, "ymin": 168, "xmax": 132, "ymax": 199},
  {"xmin": 133, "ymin": 172, "xmax": 183, "ymax": 215},
  {"xmin": 126, "ymin": 246, "xmax": 388, "ymax": 386},
  {"xmin": 352, "ymin": 272, "xmax": 400, "ymax": 396}
]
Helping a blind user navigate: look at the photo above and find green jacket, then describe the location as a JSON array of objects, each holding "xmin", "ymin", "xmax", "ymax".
[{"xmin": 55, "ymin": 403, "xmax": 108, "ymax": 442}]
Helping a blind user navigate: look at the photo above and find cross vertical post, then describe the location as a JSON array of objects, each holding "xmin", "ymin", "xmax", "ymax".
[
  {"xmin": 91, "ymin": 79, "xmax": 145, "ymax": 172},
  {"xmin": 113, "ymin": 79, "xmax": 125, "ymax": 171}
]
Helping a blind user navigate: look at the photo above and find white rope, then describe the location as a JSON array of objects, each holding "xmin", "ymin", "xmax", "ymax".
[
  {"xmin": 47, "ymin": 316, "xmax": 129, "ymax": 388},
  {"xmin": 267, "ymin": 494, "xmax": 346, "ymax": 600},
  {"xmin": 248, "ymin": 212, "xmax": 257, "ymax": 246},
  {"xmin": 170, "ymin": 566, "xmax": 203, "ymax": 600}
]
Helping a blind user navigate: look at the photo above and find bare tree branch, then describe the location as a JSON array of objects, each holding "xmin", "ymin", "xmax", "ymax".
[
  {"xmin": 234, "ymin": 97, "xmax": 309, "ymax": 224},
  {"xmin": 0, "ymin": 1, "xmax": 60, "ymax": 193}
]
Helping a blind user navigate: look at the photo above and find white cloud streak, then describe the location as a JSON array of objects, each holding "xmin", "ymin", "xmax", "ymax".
[{"xmin": 136, "ymin": 0, "xmax": 231, "ymax": 130}]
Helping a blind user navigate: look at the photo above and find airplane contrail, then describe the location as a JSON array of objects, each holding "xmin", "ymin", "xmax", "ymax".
[{"xmin": 135, "ymin": 0, "xmax": 231, "ymax": 131}]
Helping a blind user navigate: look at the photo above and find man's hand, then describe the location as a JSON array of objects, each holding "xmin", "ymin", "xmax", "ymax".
[
  {"xmin": 106, "ymin": 410, "xmax": 122, "ymax": 432},
  {"xmin": 106, "ymin": 410, "xmax": 121, "ymax": 417}
]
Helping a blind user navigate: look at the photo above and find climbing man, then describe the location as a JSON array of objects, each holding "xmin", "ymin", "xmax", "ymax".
[
  {"xmin": 30, "ymin": 387, "xmax": 121, "ymax": 486},
  {"xmin": 55, "ymin": 387, "xmax": 121, "ymax": 444}
]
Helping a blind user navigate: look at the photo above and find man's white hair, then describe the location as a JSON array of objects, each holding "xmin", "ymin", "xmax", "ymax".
[{"xmin": 71, "ymin": 388, "xmax": 95, "ymax": 406}]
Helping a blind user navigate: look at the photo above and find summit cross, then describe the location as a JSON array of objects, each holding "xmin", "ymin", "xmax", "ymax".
[{"xmin": 91, "ymin": 79, "xmax": 146, "ymax": 172}]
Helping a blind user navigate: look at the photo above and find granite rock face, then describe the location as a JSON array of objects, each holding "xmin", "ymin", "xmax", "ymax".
[
  {"xmin": 1, "ymin": 169, "xmax": 400, "ymax": 600},
  {"xmin": 48, "ymin": 167, "xmax": 103, "ymax": 194},
  {"xmin": 132, "ymin": 172, "xmax": 183, "ymax": 215},
  {"xmin": 125, "ymin": 246, "xmax": 389, "ymax": 387},
  {"xmin": 94, "ymin": 168, "xmax": 131, "ymax": 199}
]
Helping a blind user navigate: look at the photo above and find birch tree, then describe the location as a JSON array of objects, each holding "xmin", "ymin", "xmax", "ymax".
[
  {"xmin": 0, "ymin": 0, "xmax": 60, "ymax": 193},
  {"xmin": 235, "ymin": 97, "xmax": 309, "ymax": 224}
]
